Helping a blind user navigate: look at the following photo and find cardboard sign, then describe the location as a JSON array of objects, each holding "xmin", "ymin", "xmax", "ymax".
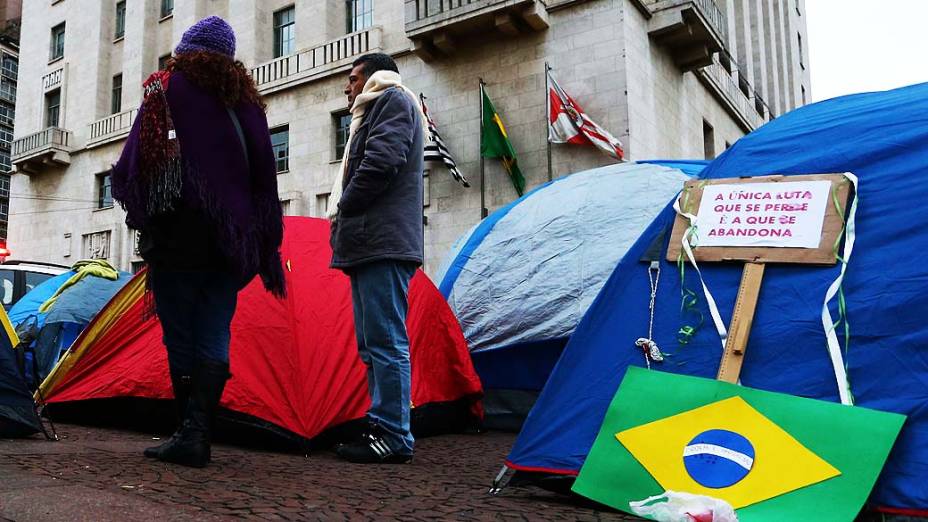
[
  {"xmin": 695, "ymin": 180, "xmax": 831, "ymax": 249},
  {"xmin": 666, "ymin": 174, "xmax": 851, "ymax": 265}
]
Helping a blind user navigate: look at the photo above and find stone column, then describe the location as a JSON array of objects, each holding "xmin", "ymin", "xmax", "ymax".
[
  {"xmin": 762, "ymin": 0, "xmax": 781, "ymax": 116},
  {"xmin": 749, "ymin": 0, "xmax": 769, "ymax": 115},
  {"xmin": 122, "ymin": 0, "xmax": 157, "ymax": 109},
  {"xmin": 228, "ymin": 1, "xmax": 261, "ymax": 67},
  {"xmin": 733, "ymin": 0, "xmax": 755, "ymax": 88}
]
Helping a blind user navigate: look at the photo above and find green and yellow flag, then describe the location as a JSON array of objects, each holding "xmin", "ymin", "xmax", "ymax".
[
  {"xmin": 573, "ymin": 368, "xmax": 906, "ymax": 522},
  {"xmin": 481, "ymin": 89, "xmax": 525, "ymax": 196}
]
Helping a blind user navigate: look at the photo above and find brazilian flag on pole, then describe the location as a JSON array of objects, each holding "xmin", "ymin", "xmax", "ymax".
[{"xmin": 481, "ymin": 89, "xmax": 525, "ymax": 196}]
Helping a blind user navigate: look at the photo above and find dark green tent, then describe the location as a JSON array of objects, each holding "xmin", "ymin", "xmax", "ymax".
[{"xmin": 0, "ymin": 308, "xmax": 40, "ymax": 438}]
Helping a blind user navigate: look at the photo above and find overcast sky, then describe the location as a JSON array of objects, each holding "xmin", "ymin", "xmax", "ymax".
[{"xmin": 806, "ymin": 0, "xmax": 928, "ymax": 102}]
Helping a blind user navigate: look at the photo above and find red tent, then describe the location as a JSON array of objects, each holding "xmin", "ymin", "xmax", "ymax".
[{"xmin": 40, "ymin": 217, "xmax": 482, "ymax": 440}]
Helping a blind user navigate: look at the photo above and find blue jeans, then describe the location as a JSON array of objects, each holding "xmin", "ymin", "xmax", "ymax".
[
  {"xmin": 151, "ymin": 270, "xmax": 240, "ymax": 375},
  {"xmin": 349, "ymin": 260, "xmax": 417, "ymax": 455}
]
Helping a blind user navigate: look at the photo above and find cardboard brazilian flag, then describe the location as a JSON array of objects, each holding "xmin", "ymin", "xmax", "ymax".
[{"xmin": 573, "ymin": 367, "xmax": 906, "ymax": 521}]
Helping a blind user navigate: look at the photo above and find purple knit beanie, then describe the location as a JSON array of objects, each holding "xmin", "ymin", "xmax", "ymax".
[{"xmin": 175, "ymin": 16, "xmax": 236, "ymax": 58}]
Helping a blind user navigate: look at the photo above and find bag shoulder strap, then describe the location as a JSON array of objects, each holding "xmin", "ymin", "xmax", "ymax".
[{"xmin": 226, "ymin": 106, "xmax": 250, "ymax": 169}]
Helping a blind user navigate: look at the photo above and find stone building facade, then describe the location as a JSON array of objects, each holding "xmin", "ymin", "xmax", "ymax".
[{"xmin": 10, "ymin": 0, "xmax": 809, "ymax": 276}]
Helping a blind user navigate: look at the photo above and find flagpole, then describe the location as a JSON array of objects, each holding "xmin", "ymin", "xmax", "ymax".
[
  {"xmin": 420, "ymin": 92, "xmax": 428, "ymax": 262},
  {"xmin": 479, "ymin": 78, "xmax": 487, "ymax": 219},
  {"xmin": 545, "ymin": 62, "xmax": 553, "ymax": 182}
]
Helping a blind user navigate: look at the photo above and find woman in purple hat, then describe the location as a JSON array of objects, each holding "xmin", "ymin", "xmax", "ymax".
[{"xmin": 112, "ymin": 16, "xmax": 285, "ymax": 468}]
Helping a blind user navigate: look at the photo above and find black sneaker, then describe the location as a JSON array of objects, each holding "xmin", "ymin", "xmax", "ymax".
[{"xmin": 336, "ymin": 428, "xmax": 412, "ymax": 464}]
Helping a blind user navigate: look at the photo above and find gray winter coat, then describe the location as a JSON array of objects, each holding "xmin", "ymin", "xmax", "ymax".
[{"xmin": 330, "ymin": 87, "xmax": 424, "ymax": 270}]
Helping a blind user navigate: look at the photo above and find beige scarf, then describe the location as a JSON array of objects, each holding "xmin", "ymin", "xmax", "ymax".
[{"xmin": 326, "ymin": 70, "xmax": 427, "ymax": 220}]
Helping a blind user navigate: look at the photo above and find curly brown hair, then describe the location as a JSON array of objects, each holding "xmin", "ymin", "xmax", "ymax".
[{"xmin": 168, "ymin": 51, "xmax": 265, "ymax": 110}]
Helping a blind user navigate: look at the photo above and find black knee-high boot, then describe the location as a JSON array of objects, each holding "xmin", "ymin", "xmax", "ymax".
[
  {"xmin": 157, "ymin": 359, "xmax": 230, "ymax": 468},
  {"xmin": 144, "ymin": 369, "xmax": 192, "ymax": 459}
]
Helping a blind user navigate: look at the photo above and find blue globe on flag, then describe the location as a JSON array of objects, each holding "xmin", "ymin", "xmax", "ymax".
[{"xmin": 683, "ymin": 429, "xmax": 755, "ymax": 488}]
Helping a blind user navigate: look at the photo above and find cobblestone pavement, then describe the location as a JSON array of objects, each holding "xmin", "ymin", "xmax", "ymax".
[{"xmin": 0, "ymin": 423, "xmax": 637, "ymax": 521}]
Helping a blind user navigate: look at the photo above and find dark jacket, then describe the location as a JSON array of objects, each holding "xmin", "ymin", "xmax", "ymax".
[
  {"xmin": 113, "ymin": 71, "xmax": 285, "ymax": 295},
  {"xmin": 330, "ymin": 87, "xmax": 424, "ymax": 270}
]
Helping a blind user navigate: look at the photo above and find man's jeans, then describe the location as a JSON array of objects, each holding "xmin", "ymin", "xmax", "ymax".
[
  {"xmin": 151, "ymin": 269, "xmax": 240, "ymax": 374},
  {"xmin": 349, "ymin": 260, "xmax": 417, "ymax": 456}
]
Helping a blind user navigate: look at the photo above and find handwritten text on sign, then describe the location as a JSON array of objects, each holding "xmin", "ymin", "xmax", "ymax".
[{"xmin": 693, "ymin": 180, "xmax": 832, "ymax": 248}]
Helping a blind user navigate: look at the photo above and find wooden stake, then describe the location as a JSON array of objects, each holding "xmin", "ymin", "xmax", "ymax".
[{"xmin": 717, "ymin": 262, "xmax": 766, "ymax": 383}]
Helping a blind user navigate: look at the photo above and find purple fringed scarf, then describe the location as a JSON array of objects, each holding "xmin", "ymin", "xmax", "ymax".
[{"xmin": 112, "ymin": 70, "xmax": 286, "ymax": 298}]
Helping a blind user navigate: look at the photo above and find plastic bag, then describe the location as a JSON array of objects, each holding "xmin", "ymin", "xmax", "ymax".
[{"xmin": 630, "ymin": 490, "xmax": 738, "ymax": 522}]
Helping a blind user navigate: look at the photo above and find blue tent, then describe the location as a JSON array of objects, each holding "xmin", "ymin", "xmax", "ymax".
[
  {"xmin": 9, "ymin": 271, "xmax": 130, "ymax": 386},
  {"xmin": 0, "ymin": 307, "xmax": 41, "ymax": 438},
  {"xmin": 8, "ymin": 270, "xmax": 75, "ymax": 329},
  {"xmin": 504, "ymin": 83, "xmax": 928, "ymax": 513},
  {"xmin": 436, "ymin": 161, "xmax": 704, "ymax": 395}
]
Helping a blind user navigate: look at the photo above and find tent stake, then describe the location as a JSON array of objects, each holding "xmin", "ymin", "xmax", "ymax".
[{"xmin": 489, "ymin": 464, "xmax": 513, "ymax": 495}]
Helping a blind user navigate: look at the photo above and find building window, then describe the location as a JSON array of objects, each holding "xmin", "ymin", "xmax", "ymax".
[
  {"xmin": 161, "ymin": 0, "xmax": 174, "ymax": 17},
  {"xmin": 111, "ymin": 74, "xmax": 122, "ymax": 114},
  {"xmin": 273, "ymin": 6, "xmax": 296, "ymax": 58},
  {"xmin": 158, "ymin": 54, "xmax": 171, "ymax": 71},
  {"xmin": 702, "ymin": 119, "xmax": 715, "ymax": 160},
  {"xmin": 50, "ymin": 22, "xmax": 66, "ymax": 61},
  {"xmin": 0, "ymin": 80, "xmax": 14, "ymax": 103},
  {"xmin": 46, "ymin": 89, "xmax": 61, "ymax": 127},
  {"xmin": 798, "ymin": 33, "xmax": 804, "ymax": 70},
  {"xmin": 346, "ymin": 0, "xmax": 373, "ymax": 33},
  {"xmin": 0, "ymin": 105, "xmax": 11, "ymax": 127},
  {"xmin": 97, "ymin": 173, "xmax": 113, "ymax": 209},
  {"xmin": 1, "ymin": 55, "xmax": 17, "ymax": 79},
  {"xmin": 334, "ymin": 111, "xmax": 351, "ymax": 160},
  {"xmin": 270, "ymin": 125, "xmax": 289, "ymax": 173},
  {"xmin": 315, "ymin": 193, "xmax": 330, "ymax": 218},
  {"xmin": 115, "ymin": 1, "xmax": 126, "ymax": 39}
]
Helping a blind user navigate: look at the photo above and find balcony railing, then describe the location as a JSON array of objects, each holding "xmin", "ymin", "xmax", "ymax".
[
  {"xmin": 643, "ymin": 0, "xmax": 726, "ymax": 41},
  {"xmin": 43, "ymin": 66, "xmax": 65, "ymax": 92},
  {"xmin": 696, "ymin": 54, "xmax": 765, "ymax": 131},
  {"xmin": 252, "ymin": 28, "xmax": 382, "ymax": 94},
  {"xmin": 11, "ymin": 127, "xmax": 73, "ymax": 174},
  {"xmin": 409, "ymin": 0, "xmax": 527, "ymax": 26},
  {"xmin": 88, "ymin": 108, "xmax": 137, "ymax": 147},
  {"xmin": 642, "ymin": 0, "xmax": 727, "ymax": 70},
  {"xmin": 405, "ymin": 0, "xmax": 549, "ymax": 60},
  {"xmin": 12, "ymin": 128, "xmax": 71, "ymax": 157}
]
